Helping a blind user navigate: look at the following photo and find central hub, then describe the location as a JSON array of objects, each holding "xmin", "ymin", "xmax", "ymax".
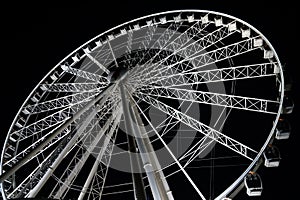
[{"xmin": 108, "ymin": 66, "xmax": 128, "ymax": 83}]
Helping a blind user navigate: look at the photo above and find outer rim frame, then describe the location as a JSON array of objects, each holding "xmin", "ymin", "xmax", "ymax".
[{"xmin": 0, "ymin": 9, "xmax": 284, "ymax": 200}]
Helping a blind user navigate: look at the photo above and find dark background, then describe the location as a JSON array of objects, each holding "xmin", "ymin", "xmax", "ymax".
[{"xmin": 0, "ymin": 1, "xmax": 298, "ymax": 199}]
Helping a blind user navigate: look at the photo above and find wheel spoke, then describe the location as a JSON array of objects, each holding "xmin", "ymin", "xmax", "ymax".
[
  {"xmin": 131, "ymin": 37, "xmax": 260, "ymax": 86},
  {"xmin": 61, "ymin": 65, "xmax": 109, "ymax": 84},
  {"xmin": 84, "ymin": 50, "xmax": 110, "ymax": 74},
  {"xmin": 5, "ymin": 126, "xmax": 71, "ymax": 198},
  {"xmin": 40, "ymin": 83, "xmax": 102, "ymax": 92},
  {"xmin": 130, "ymin": 20, "xmax": 211, "ymax": 80},
  {"xmin": 23, "ymin": 90, "xmax": 100, "ymax": 115},
  {"xmin": 130, "ymin": 93, "xmax": 207, "ymax": 200},
  {"xmin": 135, "ymin": 62, "xmax": 278, "ymax": 87},
  {"xmin": 50, "ymin": 108, "xmax": 122, "ymax": 199},
  {"xmin": 10, "ymin": 107, "xmax": 73, "ymax": 142},
  {"xmin": 133, "ymin": 93, "xmax": 257, "ymax": 160},
  {"xmin": 129, "ymin": 20, "xmax": 182, "ymax": 76},
  {"xmin": 25, "ymin": 108, "xmax": 100, "ymax": 198},
  {"xmin": 131, "ymin": 21, "xmax": 236, "ymax": 82},
  {"xmin": 79, "ymin": 110, "xmax": 122, "ymax": 200},
  {"xmin": 138, "ymin": 86, "xmax": 279, "ymax": 114},
  {"xmin": 91, "ymin": 43, "xmax": 115, "ymax": 68},
  {"xmin": 0, "ymin": 83, "xmax": 118, "ymax": 184}
]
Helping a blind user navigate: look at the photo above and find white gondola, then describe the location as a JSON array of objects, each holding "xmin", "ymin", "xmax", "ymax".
[
  {"xmin": 15, "ymin": 117, "xmax": 26, "ymax": 128},
  {"xmin": 159, "ymin": 16, "xmax": 167, "ymax": 24},
  {"xmin": 263, "ymin": 145, "xmax": 281, "ymax": 167},
  {"xmin": 228, "ymin": 21, "xmax": 237, "ymax": 32},
  {"xmin": 241, "ymin": 27, "xmax": 250, "ymax": 38},
  {"xmin": 120, "ymin": 28, "xmax": 127, "ymax": 35},
  {"xmin": 95, "ymin": 39, "xmax": 102, "ymax": 47},
  {"xmin": 187, "ymin": 14, "xmax": 194, "ymax": 23},
  {"xmin": 201, "ymin": 14, "xmax": 209, "ymax": 24},
  {"xmin": 263, "ymin": 49, "xmax": 274, "ymax": 59},
  {"xmin": 275, "ymin": 118, "xmax": 291, "ymax": 140},
  {"xmin": 253, "ymin": 37, "xmax": 263, "ymax": 47},
  {"xmin": 108, "ymin": 34, "xmax": 115, "ymax": 40},
  {"xmin": 173, "ymin": 15, "xmax": 181, "ymax": 23},
  {"xmin": 71, "ymin": 54, "xmax": 80, "ymax": 62},
  {"xmin": 281, "ymin": 95, "xmax": 294, "ymax": 114},
  {"xmin": 244, "ymin": 172, "xmax": 263, "ymax": 196},
  {"xmin": 30, "ymin": 92, "xmax": 41, "ymax": 103},
  {"xmin": 50, "ymin": 71, "xmax": 59, "ymax": 81},
  {"xmin": 22, "ymin": 107, "xmax": 30, "ymax": 115},
  {"xmin": 214, "ymin": 16, "xmax": 223, "ymax": 27},
  {"xmin": 146, "ymin": 20, "xmax": 153, "ymax": 26},
  {"xmin": 133, "ymin": 24, "xmax": 140, "ymax": 30}
]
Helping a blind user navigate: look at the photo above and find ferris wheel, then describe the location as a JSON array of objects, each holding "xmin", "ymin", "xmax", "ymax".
[{"xmin": 0, "ymin": 10, "xmax": 293, "ymax": 200}]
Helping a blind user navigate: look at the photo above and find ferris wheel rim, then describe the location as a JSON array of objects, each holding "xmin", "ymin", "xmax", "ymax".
[{"xmin": 1, "ymin": 9, "xmax": 285, "ymax": 200}]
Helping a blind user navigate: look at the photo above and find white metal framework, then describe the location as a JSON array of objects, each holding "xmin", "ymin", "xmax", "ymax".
[{"xmin": 0, "ymin": 10, "xmax": 284, "ymax": 200}]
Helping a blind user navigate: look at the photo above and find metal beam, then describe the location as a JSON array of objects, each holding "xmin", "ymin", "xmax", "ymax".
[
  {"xmin": 130, "ymin": 21, "xmax": 209, "ymax": 81},
  {"xmin": 129, "ymin": 94, "xmax": 174, "ymax": 200},
  {"xmin": 131, "ymin": 94, "xmax": 207, "ymax": 200},
  {"xmin": 61, "ymin": 65, "xmax": 109, "ymax": 84},
  {"xmin": 126, "ymin": 133, "xmax": 147, "ymax": 200},
  {"xmin": 134, "ymin": 93, "xmax": 257, "ymax": 160},
  {"xmin": 0, "ymin": 83, "xmax": 117, "ymax": 184},
  {"xmin": 138, "ymin": 86, "xmax": 279, "ymax": 114},
  {"xmin": 132, "ymin": 37, "xmax": 259, "ymax": 86},
  {"xmin": 50, "ymin": 107, "xmax": 121, "ymax": 199},
  {"xmin": 136, "ymin": 63, "xmax": 277, "ymax": 87},
  {"xmin": 25, "ymin": 108, "xmax": 99, "ymax": 198},
  {"xmin": 131, "ymin": 22, "xmax": 235, "ymax": 82},
  {"xmin": 40, "ymin": 83, "xmax": 101, "ymax": 92},
  {"xmin": 120, "ymin": 83, "xmax": 164, "ymax": 200},
  {"xmin": 77, "ymin": 111, "xmax": 122, "ymax": 200},
  {"xmin": 84, "ymin": 51, "xmax": 110, "ymax": 74},
  {"xmin": 23, "ymin": 91, "xmax": 99, "ymax": 114}
]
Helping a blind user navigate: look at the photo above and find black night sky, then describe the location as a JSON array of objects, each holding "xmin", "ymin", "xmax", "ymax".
[{"xmin": 0, "ymin": 1, "xmax": 299, "ymax": 199}]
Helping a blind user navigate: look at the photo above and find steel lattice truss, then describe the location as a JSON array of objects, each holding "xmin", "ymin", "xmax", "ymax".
[{"xmin": 0, "ymin": 10, "xmax": 284, "ymax": 200}]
